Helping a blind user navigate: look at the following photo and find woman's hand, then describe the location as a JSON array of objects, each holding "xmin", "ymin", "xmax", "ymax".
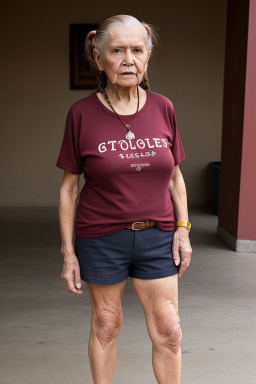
[
  {"xmin": 172, "ymin": 227, "xmax": 192, "ymax": 277},
  {"xmin": 61, "ymin": 253, "xmax": 83, "ymax": 295}
]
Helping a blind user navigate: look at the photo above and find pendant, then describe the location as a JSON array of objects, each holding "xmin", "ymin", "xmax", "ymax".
[
  {"xmin": 126, "ymin": 130, "xmax": 135, "ymax": 140},
  {"xmin": 126, "ymin": 125, "xmax": 135, "ymax": 140}
]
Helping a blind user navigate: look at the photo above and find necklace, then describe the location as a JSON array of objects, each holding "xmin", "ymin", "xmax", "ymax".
[{"xmin": 103, "ymin": 85, "xmax": 139, "ymax": 140}]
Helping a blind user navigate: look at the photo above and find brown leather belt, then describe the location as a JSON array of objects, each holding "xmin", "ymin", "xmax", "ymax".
[{"xmin": 126, "ymin": 220, "xmax": 155, "ymax": 230}]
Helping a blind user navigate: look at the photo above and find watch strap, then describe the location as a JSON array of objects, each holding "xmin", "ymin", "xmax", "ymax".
[{"xmin": 176, "ymin": 220, "xmax": 191, "ymax": 231}]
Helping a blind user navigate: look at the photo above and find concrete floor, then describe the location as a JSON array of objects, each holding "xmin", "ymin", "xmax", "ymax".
[{"xmin": 0, "ymin": 206, "xmax": 256, "ymax": 384}]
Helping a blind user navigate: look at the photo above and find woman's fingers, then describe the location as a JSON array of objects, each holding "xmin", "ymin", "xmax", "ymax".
[
  {"xmin": 172, "ymin": 231, "xmax": 181, "ymax": 266},
  {"xmin": 74, "ymin": 268, "xmax": 82, "ymax": 290},
  {"xmin": 178, "ymin": 245, "xmax": 192, "ymax": 277},
  {"xmin": 61, "ymin": 256, "xmax": 83, "ymax": 295},
  {"xmin": 173, "ymin": 227, "xmax": 192, "ymax": 277}
]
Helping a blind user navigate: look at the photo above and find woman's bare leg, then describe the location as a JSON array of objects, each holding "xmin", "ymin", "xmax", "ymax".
[
  {"xmin": 85, "ymin": 280, "xmax": 126, "ymax": 384},
  {"xmin": 130, "ymin": 274, "xmax": 181, "ymax": 384}
]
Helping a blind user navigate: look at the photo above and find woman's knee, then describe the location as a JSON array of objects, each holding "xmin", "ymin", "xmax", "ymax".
[
  {"xmin": 93, "ymin": 303, "xmax": 123, "ymax": 350},
  {"xmin": 150, "ymin": 300, "xmax": 182, "ymax": 355}
]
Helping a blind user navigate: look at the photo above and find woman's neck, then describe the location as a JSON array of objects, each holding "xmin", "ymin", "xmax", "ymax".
[
  {"xmin": 96, "ymin": 84, "xmax": 147, "ymax": 115},
  {"xmin": 104, "ymin": 84, "xmax": 139, "ymax": 104}
]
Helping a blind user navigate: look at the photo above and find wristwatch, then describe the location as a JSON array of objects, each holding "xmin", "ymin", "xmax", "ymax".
[{"xmin": 176, "ymin": 220, "xmax": 191, "ymax": 232}]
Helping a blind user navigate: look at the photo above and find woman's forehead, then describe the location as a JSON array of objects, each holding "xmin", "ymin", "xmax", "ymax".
[{"xmin": 107, "ymin": 26, "xmax": 147, "ymax": 46}]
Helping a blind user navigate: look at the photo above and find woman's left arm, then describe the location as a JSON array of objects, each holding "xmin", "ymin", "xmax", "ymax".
[{"xmin": 169, "ymin": 164, "xmax": 193, "ymax": 277}]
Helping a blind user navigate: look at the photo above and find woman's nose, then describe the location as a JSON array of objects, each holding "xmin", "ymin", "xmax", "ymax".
[{"xmin": 122, "ymin": 51, "xmax": 134, "ymax": 66}]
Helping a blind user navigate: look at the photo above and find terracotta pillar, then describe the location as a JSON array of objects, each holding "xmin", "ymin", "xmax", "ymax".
[{"xmin": 218, "ymin": 0, "xmax": 256, "ymax": 252}]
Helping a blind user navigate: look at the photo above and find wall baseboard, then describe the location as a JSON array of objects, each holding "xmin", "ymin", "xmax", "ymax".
[{"xmin": 217, "ymin": 226, "xmax": 256, "ymax": 253}]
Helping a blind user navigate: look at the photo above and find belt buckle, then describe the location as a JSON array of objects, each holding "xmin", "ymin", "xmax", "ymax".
[{"xmin": 131, "ymin": 221, "xmax": 145, "ymax": 230}]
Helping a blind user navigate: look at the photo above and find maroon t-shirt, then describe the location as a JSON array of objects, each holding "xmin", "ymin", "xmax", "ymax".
[{"xmin": 56, "ymin": 89, "xmax": 186, "ymax": 237}]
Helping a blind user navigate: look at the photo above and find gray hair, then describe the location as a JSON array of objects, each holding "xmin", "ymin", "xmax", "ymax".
[{"xmin": 92, "ymin": 14, "xmax": 154, "ymax": 54}]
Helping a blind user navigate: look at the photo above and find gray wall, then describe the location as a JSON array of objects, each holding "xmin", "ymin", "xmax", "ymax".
[{"xmin": 0, "ymin": 0, "xmax": 227, "ymax": 206}]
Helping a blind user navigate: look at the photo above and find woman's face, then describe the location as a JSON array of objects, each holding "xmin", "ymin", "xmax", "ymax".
[{"xmin": 94, "ymin": 25, "xmax": 151, "ymax": 88}]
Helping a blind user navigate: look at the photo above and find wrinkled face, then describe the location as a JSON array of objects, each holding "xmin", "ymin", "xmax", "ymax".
[{"xmin": 94, "ymin": 25, "xmax": 151, "ymax": 88}]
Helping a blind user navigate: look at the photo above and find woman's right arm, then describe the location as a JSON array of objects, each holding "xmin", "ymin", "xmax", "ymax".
[{"xmin": 59, "ymin": 170, "xmax": 83, "ymax": 295}]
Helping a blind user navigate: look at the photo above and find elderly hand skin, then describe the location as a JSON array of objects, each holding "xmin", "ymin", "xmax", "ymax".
[
  {"xmin": 172, "ymin": 226, "xmax": 192, "ymax": 277},
  {"xmin": 61, "ymin": 250, "xmax": 83, "ymax": 295}
]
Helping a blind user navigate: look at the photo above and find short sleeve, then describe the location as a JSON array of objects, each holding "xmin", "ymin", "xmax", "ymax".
[
  {"xmin": 56, "ymin": 107, "xmax": 83, "ymax": 174},
  {"xmin": 169, "ymin": 104, "xmax": 186, "ymax": 166}
]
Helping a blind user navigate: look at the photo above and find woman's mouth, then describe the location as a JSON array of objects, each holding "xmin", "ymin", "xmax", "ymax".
[{"xmin": 121, "ymin": 72, "xmax": 136, "ymax": 76}]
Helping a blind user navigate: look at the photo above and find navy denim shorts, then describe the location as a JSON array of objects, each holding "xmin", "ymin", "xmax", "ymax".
[{"xmin": 74, "ymin": 226, "xmax": 179, "ymax": 285}]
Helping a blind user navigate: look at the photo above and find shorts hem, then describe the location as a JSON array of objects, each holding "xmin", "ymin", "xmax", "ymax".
[
  {"xmin": 129, "ymin": 269, "xmax": 179, "ymax": 280},
  {"xmin": 81, "ymin": 273, "xmax": 129, "ymax": 285}
]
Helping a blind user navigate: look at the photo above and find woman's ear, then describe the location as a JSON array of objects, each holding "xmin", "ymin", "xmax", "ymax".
[
  {"xmin": 93, "ymin": 48, "xmax": 104, "ymax": 71},
  {"xmin": 143, "ymin": 50, "xmax": 151, "ymax": 73}
]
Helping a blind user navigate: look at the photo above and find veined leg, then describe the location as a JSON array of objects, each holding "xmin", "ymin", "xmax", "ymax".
[
  {"xmin": 130, "ymin": 274, "xmax": 181, "ymax": 384},
  {"xmin": 85, "ymin": 280, "xmax": 126, "ymax": 384}
]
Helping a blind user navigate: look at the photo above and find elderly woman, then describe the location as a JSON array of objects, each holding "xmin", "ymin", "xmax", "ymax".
[{"xmin": 56, "ymin": 14, "xmax": 192, "ymax": 384}]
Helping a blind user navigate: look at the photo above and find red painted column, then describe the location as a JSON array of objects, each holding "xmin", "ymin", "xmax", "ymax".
[
  {"xmin": 218, "ymin": 0, "xmax": 256, "ymax": 251},
  {"xmin": 238, "ymin": 0, "xmax": 256, "ymax": 240}
]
